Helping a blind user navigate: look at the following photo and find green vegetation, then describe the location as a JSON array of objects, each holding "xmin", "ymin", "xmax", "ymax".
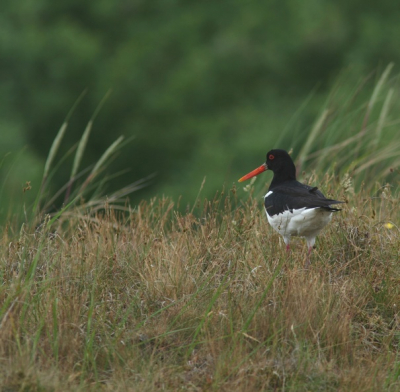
[
  {"xmin": 2, "ymin": 65, "xmax": 399, "ymax": 226},
  {"xmin": 2, "ymin": 1, "xmax": 400, "ymax": 206}
]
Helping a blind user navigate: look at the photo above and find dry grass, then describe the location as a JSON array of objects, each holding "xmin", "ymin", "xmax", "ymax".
[{"xmin": 0, "ymin": 176, "xmax": 399, "ymax": 391}]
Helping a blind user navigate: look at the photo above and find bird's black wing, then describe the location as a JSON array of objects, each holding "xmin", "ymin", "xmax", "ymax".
[{"xmin": 265, "ymin": 181, "xmax": 344, "ymax": 216}]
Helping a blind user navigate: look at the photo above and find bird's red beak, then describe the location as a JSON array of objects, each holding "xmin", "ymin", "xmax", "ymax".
[{"xmin": 238, "ymin": 163, "xmax": 268, "ymax": 182}]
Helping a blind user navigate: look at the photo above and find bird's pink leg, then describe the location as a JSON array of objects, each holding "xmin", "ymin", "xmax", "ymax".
[
  {"xmin": 286, "ymin": 244, "xmax": 290, "ymax": 253},
  {"xmin": 304, "ymin": 246, "xmax": 312, "ymax": 268}
]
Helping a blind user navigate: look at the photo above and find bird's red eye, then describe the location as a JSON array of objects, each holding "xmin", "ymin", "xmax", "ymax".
[{"xmin": 269, "ymin": 154, "xmax": 275, "ymax": 160}]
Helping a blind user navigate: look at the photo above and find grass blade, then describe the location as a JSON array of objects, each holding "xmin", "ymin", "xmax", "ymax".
[
  {"xmin": 374, "ymin": 88, "xmax": 394, "ymax": 147},
  {"xmin": 80, "ymin": 136, "xmax": 124, "ymax": 192},
  {"xmin": 297, "ymin": 108, "xmax": 330, "ymax": 170},
  {"xmin": 42, "ymin": 122, "xmax": 68, "ymax": 184},
  {"xmin": 70, "ymin": 121, "xmax": 93, "ymax": 181},
  {"xmin": 70, "ymin": 90, "xmax": 112, "ymax": 182},
  {"xmin": 363, "ymin": 62, "xmax": 394, "ymax": 131}
]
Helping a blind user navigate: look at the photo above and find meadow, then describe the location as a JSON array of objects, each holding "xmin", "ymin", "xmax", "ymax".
[
  {"xmin": 0, "ymin": 174, "xmax": 399, "ymax": 391},
  {"xmin": 0, "ymin": 66, "xmax": 400, "ymax": 391}
]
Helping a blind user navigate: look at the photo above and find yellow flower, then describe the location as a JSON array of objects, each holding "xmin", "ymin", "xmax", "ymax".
[{"xmin": 384, "ymin": 223, "xmax": 394, "ymax": 229}]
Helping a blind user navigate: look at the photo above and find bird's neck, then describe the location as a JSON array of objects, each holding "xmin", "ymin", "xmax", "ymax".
[{"xmin": 269, "ymin": 166, "xmax": 297, "ymax": 189}]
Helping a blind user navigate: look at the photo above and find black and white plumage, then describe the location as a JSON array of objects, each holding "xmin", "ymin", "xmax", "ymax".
[{"xmin": 239, "ymin": 149, "xmax": 343, "ymax": 262}]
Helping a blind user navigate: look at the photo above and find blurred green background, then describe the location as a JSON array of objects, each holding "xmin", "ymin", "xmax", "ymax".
[{"xmin": 1, "ymin": 0, "xmax": 400, "ymax": 219}]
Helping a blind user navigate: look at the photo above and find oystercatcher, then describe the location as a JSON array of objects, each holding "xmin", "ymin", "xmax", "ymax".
[{"xmin": 239, "ymin": 149, "xmax": 343, "ymax": 265}]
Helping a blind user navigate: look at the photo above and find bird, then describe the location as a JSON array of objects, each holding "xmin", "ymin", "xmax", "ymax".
[{"xmin": 238, "ymin": 149, "xmax": 343, "ymax": 266}]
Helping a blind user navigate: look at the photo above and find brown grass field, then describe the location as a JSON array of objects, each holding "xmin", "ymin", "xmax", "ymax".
[{"xmin": 0, "ymin": 174, "xmax": 399, "ymax": 391}]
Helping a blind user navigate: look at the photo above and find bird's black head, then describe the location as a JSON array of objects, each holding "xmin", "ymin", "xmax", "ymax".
[
  {"xmin": 266, "ymin": 149, "xmax": 297, "ymax": 184},
  {"xmin": 238, "ymin": 149, "xmax": 297, "ymax": 184},
  {"xmin": 266, "ymin": 149, "xmax": 294, "ymax": 172}
]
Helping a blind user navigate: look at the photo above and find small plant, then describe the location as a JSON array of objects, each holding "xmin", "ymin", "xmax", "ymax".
[{"xmin": 31, "ymin": 93, "xmax": 152, "ymax": 227}]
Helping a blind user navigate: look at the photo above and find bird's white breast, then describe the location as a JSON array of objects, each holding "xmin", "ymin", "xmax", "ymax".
[
  {"xmin": 264, "ymin": 191, "xmax": 332, "ymax": 240},
  {"xmin": 266, "ymin": 207, "xmax": 332, "ymax": 238}
]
